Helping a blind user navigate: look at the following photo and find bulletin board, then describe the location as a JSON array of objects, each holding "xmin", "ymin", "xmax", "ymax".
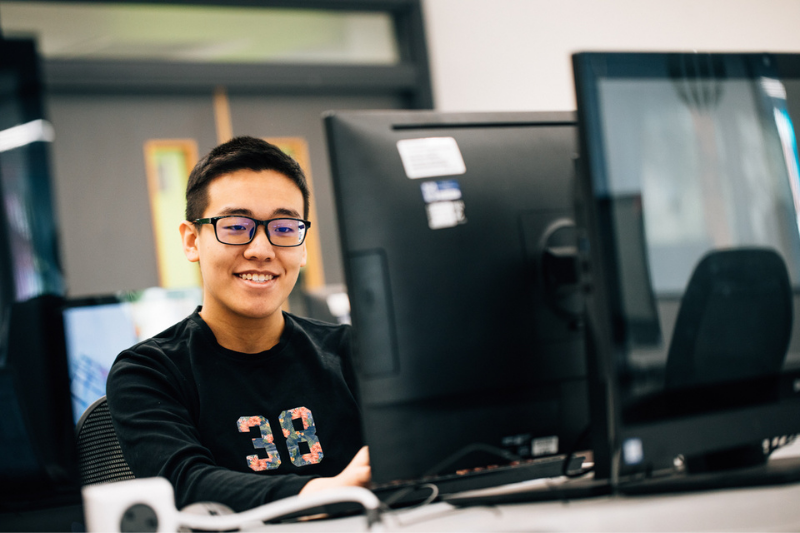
[{"xmin": 143, "ymin": 139, "xmax": 202, "ymax": 288}]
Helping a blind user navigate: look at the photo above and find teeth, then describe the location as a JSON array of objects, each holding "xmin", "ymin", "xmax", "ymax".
[{"xmin": 239, "ymin": 273, "xmax": 274, "ymax": 282}]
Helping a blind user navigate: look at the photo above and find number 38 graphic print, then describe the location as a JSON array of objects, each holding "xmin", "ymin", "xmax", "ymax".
[{"xmin": 237, "ymin": 407, "xmax": 324, "ymax": 472}]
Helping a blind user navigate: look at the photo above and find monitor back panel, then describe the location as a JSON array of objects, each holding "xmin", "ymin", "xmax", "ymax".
[{"xmin": 325, "ymin": 111, "xmax": 588, "ymax": 482}]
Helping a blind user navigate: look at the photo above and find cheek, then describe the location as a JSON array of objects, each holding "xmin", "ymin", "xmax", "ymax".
[
  {"xmin": 284, "ymin": 249, "xmax": 306, "ymax": 270},
  {"xmin": 197, "ymin": 246, "xmax": 234, "ymax": 275}
]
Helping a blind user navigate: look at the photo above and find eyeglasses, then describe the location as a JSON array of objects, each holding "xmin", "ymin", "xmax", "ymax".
[{"xmin": 193, "ymin": 216, "xmax": 310, "ymax": 247}]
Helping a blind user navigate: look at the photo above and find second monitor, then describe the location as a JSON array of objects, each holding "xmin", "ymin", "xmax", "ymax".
[{"xmin": 325, "ymin": 110, "xmax": 589, "ymax": 485}]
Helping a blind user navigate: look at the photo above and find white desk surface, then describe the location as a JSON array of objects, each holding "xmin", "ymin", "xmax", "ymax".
[
  {"xmin": 251, "ymin": 440, "xmax": 800, "ymax": 532},
  {"xmin": 249, "ymin": 483, "xmax": 800, "ymax": 532}
]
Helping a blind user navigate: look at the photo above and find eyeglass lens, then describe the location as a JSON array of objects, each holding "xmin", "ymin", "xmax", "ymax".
[{"xmin": 216, "ymin": 217, "xmax": 307, "ymax": 246}]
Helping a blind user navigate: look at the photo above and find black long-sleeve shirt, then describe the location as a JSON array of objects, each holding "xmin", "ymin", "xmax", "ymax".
[{"xmin": 106, "ymin": 309, "xmax": 364, "ymax": 512}]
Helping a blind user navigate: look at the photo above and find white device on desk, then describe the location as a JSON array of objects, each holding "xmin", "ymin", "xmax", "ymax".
[{"xmin": 82, "ymin": 477, "xmax": 383, "ymax": 532}]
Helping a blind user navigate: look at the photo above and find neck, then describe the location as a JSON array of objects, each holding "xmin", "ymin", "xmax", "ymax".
[{"xmin": 200, "ymin": 307, "xmax": 285, "ymax": 354}]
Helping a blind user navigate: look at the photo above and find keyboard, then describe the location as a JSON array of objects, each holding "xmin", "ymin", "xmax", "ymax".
[
  {"xmin": 268, "ymin": 454, "xmax": 586, "ymax": 522},
  {"xmin": 372, "ymin": 454, "xmax": 586, "ymax": 507}
]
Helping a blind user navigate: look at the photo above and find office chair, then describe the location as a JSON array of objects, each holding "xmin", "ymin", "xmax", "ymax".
[
  {"xmin": 76, "ymin": 395, "xmax": 135, "ymax": 486},
  {"xmin": 666, "ymin": 247, "xmax": 792, "ymax": 389}
]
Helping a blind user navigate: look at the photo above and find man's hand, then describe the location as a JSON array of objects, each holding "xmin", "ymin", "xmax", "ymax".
[{"xmin": 299, "ymin": 446, "xmax": 371, "ymax": 495}]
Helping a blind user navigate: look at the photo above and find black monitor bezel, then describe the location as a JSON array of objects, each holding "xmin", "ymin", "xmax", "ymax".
[
  {"xmin": 572, "ymin": 51, "xmax": 800, "ymax": 480},
  {"xmin": 0, "ymin": 40, "xmax": 81, "ymax": 516}
]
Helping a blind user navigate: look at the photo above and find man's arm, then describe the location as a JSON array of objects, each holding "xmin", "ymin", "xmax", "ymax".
[{"xmin": 299, "ymin": 446, "xmax": 371, "ymax": 495}]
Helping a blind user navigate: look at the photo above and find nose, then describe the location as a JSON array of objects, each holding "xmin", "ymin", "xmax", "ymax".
[{"xmin": 243, "ymin": 224, "xmax": 276, "ymax": 261}]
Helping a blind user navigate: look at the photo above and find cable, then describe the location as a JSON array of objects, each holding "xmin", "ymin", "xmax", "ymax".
[
  {"xmin": 175, "ymin": 487, "xmax": 383, "ymax": 531},
  {"xmin": 422, "ymin": 442, "xmax": 522, "ymax": 478},
  {"xmin": 416, "ymin": 483, "xmax": 440, "ymax": 506},
  {"xmin": 382, "ymin": 443, "xmax": 521, "ymax": 508},
  {"xmin": 381, "ymin": 482, "xmax": 439, "ymax": 510},
  {"xmin": 561, "ymin": 425, "xmax": 594, "ymax": 478}
]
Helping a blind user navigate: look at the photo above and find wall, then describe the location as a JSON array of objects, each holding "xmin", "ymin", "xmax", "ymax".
[
  {"xmin": 47, "ymin": 93, "xmax": 217, "ymax": 296},
  {"xmin": 47, "ymin": 91, "xmax": 405, "ymax": 297},
  {"xmin": 422, "ymin": 0, "xmax": 800, "ymax": 112},
  {"xmin": 42, "ymin": 0, "xmax": 800, "ymax": 297}
]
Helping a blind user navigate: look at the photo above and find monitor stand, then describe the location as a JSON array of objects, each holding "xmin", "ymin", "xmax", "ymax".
[
  {"xmin": 443, "ymin": 474, "xmax": 611, "ymax": 506},
  {"xmin": 684, "ymin": 442, "xmax": 767, "ymax": 473},
  {"xmin": 618, "ymin": 454, "xmax": 800, "ymax": 496},
  {"xmin": 445, "ymin": 446, "xmax": 800, "ymax": 506}
]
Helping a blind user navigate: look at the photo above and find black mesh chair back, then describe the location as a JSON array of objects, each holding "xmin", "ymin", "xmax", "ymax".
[{"xmin": 75, "ymin": 395, "xmax": 135, "ymax": 485}]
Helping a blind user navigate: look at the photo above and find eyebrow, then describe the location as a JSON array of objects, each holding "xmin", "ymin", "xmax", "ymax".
[{"xmin": 217, "ymin": 207, "xmax": 302, "ymax": 219}]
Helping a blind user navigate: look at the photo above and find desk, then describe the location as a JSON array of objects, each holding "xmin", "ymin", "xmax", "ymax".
[
  {"xmin": 251, "ymin": 442, "xmax": 800, "ymax": 532},
  {"xmin": 246, "ymin": 483, "xmax": 800, "ymax": 532}
]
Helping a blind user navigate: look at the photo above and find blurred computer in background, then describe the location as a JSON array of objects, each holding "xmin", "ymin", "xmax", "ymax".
[
  {"xmin": 0, "ymin": 39, "xmax": 82, "ymax": 530},
  {"xmin": 62, "ymin": 287, "xmax": 203, "ymax": 423},
  {"xmin": 573, "ymin": 51, "xmax": 800, "ymax": 491}
]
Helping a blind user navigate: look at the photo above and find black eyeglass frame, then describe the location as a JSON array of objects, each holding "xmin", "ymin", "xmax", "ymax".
[{"xmin": 193, "ymin": 215, "xmax": 311, "ymax": 247}]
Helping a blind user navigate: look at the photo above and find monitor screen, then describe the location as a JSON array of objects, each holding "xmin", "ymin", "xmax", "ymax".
[
  {"xmin": 0, "ymin": 39, "xmax": 79, "ymax": 518},
  {"xmin": 0, "ymin": 47, "xmax": 63, "ymax": 317},
  {"xmin": 325, "ymin": 110, "xmax": 589, "ymax": 484},
  {"xmin": 63, "ymin": 287, "xmax": 202, "ymax": 424},
  {"xmin": 573, "ymin": 52, "xmax": 800, "ymax": 480}
]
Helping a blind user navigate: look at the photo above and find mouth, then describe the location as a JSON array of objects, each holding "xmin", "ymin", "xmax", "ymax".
[{"xmin": 237, "ymin": 273, "xmax": 276, "ymax": 284}]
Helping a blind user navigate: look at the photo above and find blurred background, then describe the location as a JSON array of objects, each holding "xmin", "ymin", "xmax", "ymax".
[{"xmin": 1, "ymin": 0, "xmax": 798, "ymax": 307}]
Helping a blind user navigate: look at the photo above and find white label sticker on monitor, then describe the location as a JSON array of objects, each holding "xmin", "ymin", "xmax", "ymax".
[
  {"xmin": 421, "ymin": 179, "xmax": 467, "ymax": 230},
  {"xmin": 531, "ymin": 435, "xmax": 559, "ymax": 457},
  {"xmin": 426, "ymin": 200, "xmax": 466, "ymax": 230},
  {"xmin": 397, "ymin": 137, "xmax": 467, "ymax": 179}
]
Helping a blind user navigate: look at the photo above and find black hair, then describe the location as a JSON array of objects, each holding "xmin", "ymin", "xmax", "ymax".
[{"xmin": 185, "ymin": 136, "xmax": 309, "ymax": 221}]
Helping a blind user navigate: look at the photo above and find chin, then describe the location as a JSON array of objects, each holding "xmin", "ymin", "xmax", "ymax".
[{"xmin": 235, "ymin": 304, "xmax": 284, "ymax": 320}]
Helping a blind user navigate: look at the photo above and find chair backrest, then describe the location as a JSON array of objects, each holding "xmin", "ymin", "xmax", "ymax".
[
  {"xmin": 75, "ymin": 395, "xmax": 135, "ymax": 485},
  {"xmin": 666, "ymin": 247, "xmax": 792, "ymax": 389}
]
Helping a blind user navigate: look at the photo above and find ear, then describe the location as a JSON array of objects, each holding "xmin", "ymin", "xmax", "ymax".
[
  {"xmin": 179, "ymin": 220, "xmax": 200, "ymax": 263},
  {"xmin": 300, "ymin": 242, "xmax": 308, "ymax": 268}
]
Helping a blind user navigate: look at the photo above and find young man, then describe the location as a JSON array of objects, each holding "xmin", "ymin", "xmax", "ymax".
[{"xmin": 107, "ymin": 136, "xmax": 369, "ymax": 513}]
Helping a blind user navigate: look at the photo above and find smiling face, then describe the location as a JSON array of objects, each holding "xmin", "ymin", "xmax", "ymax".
[{"xmin": 180, "ymin": 168, "xmax": 307, "ymax": 332}]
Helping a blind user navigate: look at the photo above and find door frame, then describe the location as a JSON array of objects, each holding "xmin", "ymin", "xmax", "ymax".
[{"xmin": 22, "ymin": 0, "xmax": 434, "ymax": 109}]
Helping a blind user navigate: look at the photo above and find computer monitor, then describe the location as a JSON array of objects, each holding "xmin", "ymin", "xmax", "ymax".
[
  {"xmin": 63, "ymin": 286, "xmax": 203, "ymax": 424},
  {"xmin": 324, "ymin": 110, "xmax": 589, "ymax": 485},
  {"xmin": 0, "ymin": 39, "xmax": 81, "ymax": 523},
  {"xmin": 573, "ymin": 52, "xmax": 800, "ymax": 487}
]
